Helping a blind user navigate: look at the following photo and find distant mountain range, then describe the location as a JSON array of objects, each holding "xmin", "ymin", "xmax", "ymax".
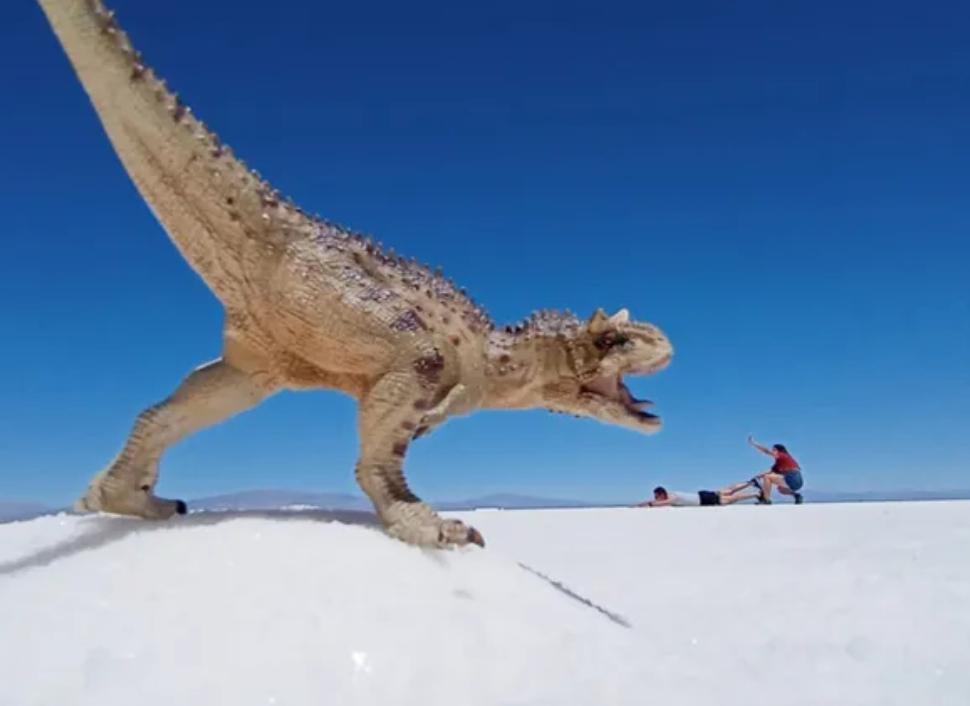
[
  {"xmin": 801, "ymin": 488, "xmax": 970, "ymax": 503},
  {"xmin": 190, "ymin": 489, "xmax": 375, "ymax": 513},
  {"xmin": 3, "ymin": 488, "xmax": 969, "ymax": 523},
  {"xmin": 0, "ymin": 501, "xmax": 55, "ymax": 523},
  {"xmin": 0, "ymin": 490, "xmax": 588, "ymax": 524},
  {"xmin": 190, "ymin": 490, "xmax": 590, "ymax": 513}
]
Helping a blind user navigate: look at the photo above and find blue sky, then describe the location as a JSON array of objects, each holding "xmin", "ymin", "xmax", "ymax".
[{"xmin": 1, "ymin": 0, "xmax": 967, "ymax": 506}]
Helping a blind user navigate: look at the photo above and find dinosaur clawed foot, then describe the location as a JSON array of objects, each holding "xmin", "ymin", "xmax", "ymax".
[
  {"xmin": 384, "ymin": 503, "xmax": 485, "ymax": 548},
  {"xmin": 75, "ymin": 478, "xmax": 187, "ymax": 520},
  {"xmin": 438, "ymin": 518, "xmax": 486, "ymax": 548}
]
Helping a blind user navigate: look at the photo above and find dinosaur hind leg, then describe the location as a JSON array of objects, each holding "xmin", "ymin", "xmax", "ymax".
[
  {"xmin": 76, "ymin": 358, "xmax": 275, "ymax": 519},
  {"xmin": 355, "ymin": 346, "xmax": 484, "ymax": 548}
]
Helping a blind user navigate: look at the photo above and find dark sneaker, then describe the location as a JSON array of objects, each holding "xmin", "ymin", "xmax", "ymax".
[
  {"xmin": 794, "ymin": 493, "xmax": 804, "ymax": 505},
  {"xmin": 752, "ymin": 479, "xmax": 771, "ymax": 504}
]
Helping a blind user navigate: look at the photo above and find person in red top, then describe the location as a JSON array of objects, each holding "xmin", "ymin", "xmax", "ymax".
[{"xmin": 747, "ymin": 435, "xmax": 804, "ymax": 504}]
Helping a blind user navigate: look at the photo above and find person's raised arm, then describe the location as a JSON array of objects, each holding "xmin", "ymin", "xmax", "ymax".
[{"xmin": 747, "ymin": 434, "xmax": 777, "ymax": 457}]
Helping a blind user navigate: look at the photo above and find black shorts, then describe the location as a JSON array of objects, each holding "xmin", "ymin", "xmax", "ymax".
[{"xmin": 698, "ymin": 490, "xmax": 721, "ymax": 506}]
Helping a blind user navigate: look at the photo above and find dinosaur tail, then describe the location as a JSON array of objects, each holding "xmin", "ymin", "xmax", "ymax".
[{"xmin": 36, "ymin": 0, "xmax": 315, "ymax": 303}]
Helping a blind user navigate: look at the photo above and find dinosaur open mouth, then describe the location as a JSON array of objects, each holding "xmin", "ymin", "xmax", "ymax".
[{"xmin": 581, "ymin": 374, "xmax": 659, "ymax": 424}]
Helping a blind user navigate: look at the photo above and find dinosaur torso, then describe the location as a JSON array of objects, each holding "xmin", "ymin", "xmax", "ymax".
[{"xmin": 210, "ymin": 221, "xmax": 491, "ymax": 404}]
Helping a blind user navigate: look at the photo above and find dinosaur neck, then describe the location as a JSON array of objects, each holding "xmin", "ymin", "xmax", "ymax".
[
  {"xmin": 37, "ymin": 0, "xmax": 317, "ymax": 303},
  {"xmin": 482, "ymin": 331, "xmax": 572, "ymax": 409}
]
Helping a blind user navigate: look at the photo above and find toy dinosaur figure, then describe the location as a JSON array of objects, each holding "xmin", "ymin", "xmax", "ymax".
[{"xmin": 36, "ymin": 0, "xmax": 673, "ymax": 547}]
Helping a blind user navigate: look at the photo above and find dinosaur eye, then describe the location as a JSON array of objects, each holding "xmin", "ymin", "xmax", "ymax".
[{"xmin": 594, "ymin": 332, "xmax": 629, "ymax": 350}]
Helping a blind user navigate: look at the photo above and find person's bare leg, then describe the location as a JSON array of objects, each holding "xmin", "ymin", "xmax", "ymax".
[
  {"xmin": 719, "ymin": 490, "xmax": 759, "ymax": 505},
  {"xmin": 760, "ymin": 472, "xmax": 783, "ymax": 503},
  {"xmin": 719, "ymin": 479, "xmax": 756, "ymax": 495},
  {"xmin": 76, "ymin": 358, "xmax": 276, "ymax": 518}
]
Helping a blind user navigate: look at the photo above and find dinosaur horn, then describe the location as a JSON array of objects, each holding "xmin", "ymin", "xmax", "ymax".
[{"xmin": 608, "ymin": 308, "xmax": 630, "ymax": 324}]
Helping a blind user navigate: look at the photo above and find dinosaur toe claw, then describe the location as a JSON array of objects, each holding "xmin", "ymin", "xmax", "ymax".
[
  {"xmin": 435, "ymin": 518, "xmax": 485, "ymax": 548},
  {"xmin": 467, "ymin": 527, "xmax": 485, "ymax": 548}
]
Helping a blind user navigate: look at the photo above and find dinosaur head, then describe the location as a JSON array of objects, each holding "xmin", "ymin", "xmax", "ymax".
[{"xmin": 546, "ymin": 308, "xmax": 673, "ymax": 433}]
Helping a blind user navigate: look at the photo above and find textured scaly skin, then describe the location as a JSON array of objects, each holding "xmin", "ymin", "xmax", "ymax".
[{"xmin": 37, "ymin": 0, "xmax": 673, "ymax": 548}]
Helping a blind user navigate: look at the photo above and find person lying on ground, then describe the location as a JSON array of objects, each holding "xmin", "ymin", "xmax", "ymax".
[
  {"xmin": 635, "ymin": 481, "xmax": 759, "ymax": 508},
  {"xmin": 747, "ymin": 435, "xmax": 804, "ymax": 504}
]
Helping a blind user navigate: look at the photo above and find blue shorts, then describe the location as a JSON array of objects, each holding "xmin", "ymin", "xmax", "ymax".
[{"xmin": 781, "ymin": 471, "xmax": 804, "ymax": 492}]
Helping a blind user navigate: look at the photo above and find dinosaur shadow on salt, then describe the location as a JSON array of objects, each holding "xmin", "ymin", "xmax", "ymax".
[
  {"xmin": 0, "ymin": 508, "xmax": 381, "ymax": 576},
  {"xmin": 0, "ymin": 508, "xmax": 631, "ymax": 629},
  {"xmin": 0, "ymin": 510, "xmax": 638, "ymax": 705}
]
